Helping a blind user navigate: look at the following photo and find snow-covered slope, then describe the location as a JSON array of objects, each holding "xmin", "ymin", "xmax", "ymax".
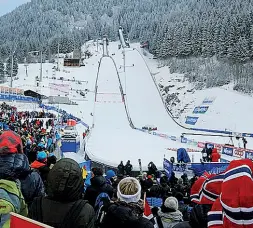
[{"xmin": 6, "ymin": 40, "xmax": 253, "ymax": 167}]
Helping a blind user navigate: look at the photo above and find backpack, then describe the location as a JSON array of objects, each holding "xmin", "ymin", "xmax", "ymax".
[
  {"xmin": 32, "ymin": 197, "xmax": 87, "ymax": 228},
  {"xmin": 94, "ymin": 192, "xmax": 111, "ymax": 227},
  {"xmin": 0, "ymin": 179, "xmax": 28, "ymax": 228}
]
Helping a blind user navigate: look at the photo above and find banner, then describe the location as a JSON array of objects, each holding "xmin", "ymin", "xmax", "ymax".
[
  {"xmin": 202, "ymin": 97, "xmax": 215, "ymax": 104},
  {"xmin": 163, "ymin": 158, "xmax": 173, "ymax": 179},
  {"xmin": 193, "ymin": 106, "xmax": 209, "ymax": 114},
  {"xmin": 220, "ymin": 158, "xmax": 230, "ymax": 163},
  {"xmin": 190, "ymin": 162, "xmax": 229, "ymax": 176},
  {"xmin": 221, "ymin": 147, "xmax": 234, "ymax": 156},
  {"xmin": 245, "ymin": 151, "xmax": 253, "ymax": 160},
  {"xmin": 49, "ymin": 83, "xmax": 69, "ymax": 96},
  {"xmin": 10, "ymin": 213, "xmax": 53, "ymax": 228},
  {"xmin": 233, "ymin": 149, "xmax": 245, "ymax": 158},
  {"xmin": 185, "ymin": 116, "xmax": 199, "ymax": 125}
]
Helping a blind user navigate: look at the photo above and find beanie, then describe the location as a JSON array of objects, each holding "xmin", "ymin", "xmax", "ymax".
[
  {"xmin": 106, "ymin": 170, "xmax": 116, "ymax": 179},
  {"xmin": 37, "ymin": 151, "xmax": 47, "ymax": 162},
  {"xmin": 117, "ymin": 177, "xmax": 141, "ymax": 203},
  {"xmin": 164, "ymin": 197, "xmax": 178, "ymax": 211}
]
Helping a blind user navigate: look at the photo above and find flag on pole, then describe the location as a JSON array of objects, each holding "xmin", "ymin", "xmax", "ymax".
[{"xmin": 10, "ymin": 213, "xmax": 53, "ymax": 228}]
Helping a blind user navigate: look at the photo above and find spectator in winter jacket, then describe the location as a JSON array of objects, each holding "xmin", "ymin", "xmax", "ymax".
[
  {"xmin": 101, "ymin": 177, "xmax": 154, "ymax": 228},
  {"xmin": 175, "ymin": 192, "xmax": 191, "ymax": 221},
  {"xmin": 173, "ymin": 204, "xmax": 212, "ymax": 228},
  {"xmin": 106, "ymin": 170, "xmax": 117, "ymax": 185},
  {"xmin": 125, "ymin": 160, "xmax": 133, "ymax": 176},
  {"xmin": 141, "ymin": 175, "xmax": 154, "ymax": 191},
  {"xmin": 0, "ymin": 130, "xmax": 23, "ymax": 154},
  {"xmin": 84, "ymin": 168, "xmax": 115, "ymax": 207},
  {"xmin": 31, "ymin": 151, "xmax": 50, "ymax": 184},
  {"xmin": 118, "ymin": 161, "xmax": 125, "ymax": 175},
  {"xmin": 147, "ymin": 161, "xmax": 157, "ymax": 176},
  {"xmin": 211, "ymin": 148, "xmax": 221, "ymax": 162},
  {"xmin": 158, "ymin": 196, "xmax": 183, "ymax": 228},
  {"xmin": 29, "ymin": 158, "xmax": 95, "ymax": 228},
  {"xmin": 0, "ymin": 130, "xmax": 44, "ymax": 203},
  {"xmin": 201, "ymin": 144, "xmax": 212, "ymax": 162},
  {"xmin": 0, "ymin": 152, "xmax": 45, "ymax": 205}
]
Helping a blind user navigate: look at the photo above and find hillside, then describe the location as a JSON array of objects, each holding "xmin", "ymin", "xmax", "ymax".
[{"xmin": 1, "ymin": 0, "xmax": 253, "ymax": 63}]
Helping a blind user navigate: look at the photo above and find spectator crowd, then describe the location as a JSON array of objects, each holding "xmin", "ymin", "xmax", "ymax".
[{"xmin": 0, "ymin": 102, "xmax": 251, "ymax": 228}]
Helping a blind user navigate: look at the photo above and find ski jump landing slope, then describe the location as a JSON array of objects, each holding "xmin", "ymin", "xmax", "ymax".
[
  {"xmin": 116, "ymin": 47, "xmax": 230, "ymax": 146},
  {"xmin": 86, "ymin": 57, "xmax": 197, "ymax": 170}
]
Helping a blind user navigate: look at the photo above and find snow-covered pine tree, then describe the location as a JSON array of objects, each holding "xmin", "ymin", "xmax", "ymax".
[{"xmin": 0, "ymin": 60, "xmax": 4, "ymax": 82}]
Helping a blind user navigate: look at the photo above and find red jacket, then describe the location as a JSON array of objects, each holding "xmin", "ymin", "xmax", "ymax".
[{"xmin": 211, "ymin": 148, "xmax": 221, "ymax": 162}]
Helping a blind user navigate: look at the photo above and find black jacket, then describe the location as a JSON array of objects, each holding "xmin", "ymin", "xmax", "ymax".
[
  {"xmin": 118, "ymin": 163, "xmax": 125, "ymax": 175},
  {"xmin": 173, "ymin": 204, "xmax": 211, "ymax": 228},
  {"xmin": 84, "ymin": 175, "xmax": 114, "ymax": 207},
  {"xmin": 29, "ymin": 158, "xmax": 95, "ymax": 228},
  {"xmin": 125, "ymin": 163, "xmax": 133, "ymax": 175},
  {"xmin": 101, "ymin": 202, "xmax": 154, "ymax": 228}
]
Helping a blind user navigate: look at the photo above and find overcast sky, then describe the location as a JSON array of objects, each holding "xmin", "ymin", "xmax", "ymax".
[{"xmin": 0, "ymin": 0, "xmax": 30, "ymax": 16}]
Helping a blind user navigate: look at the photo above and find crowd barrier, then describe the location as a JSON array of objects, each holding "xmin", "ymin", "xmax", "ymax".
[
  {"xmin": 164, "ymin": 158, "xmax": 229, "ymax": 178},
  {"xmin": 39, "ymin": 103, "xmax": 89, "ymax": 128},
  {"xmin": 0, "ymin": 93, "xmax": 39, "ymax": 102}
]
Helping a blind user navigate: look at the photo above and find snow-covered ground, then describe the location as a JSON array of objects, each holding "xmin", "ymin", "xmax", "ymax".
[{"xmin": 5, "ymin": 40, "xmax": 253, "ymax": 169}]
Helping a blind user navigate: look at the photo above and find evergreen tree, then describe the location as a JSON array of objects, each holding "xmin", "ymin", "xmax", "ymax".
[
  {"xmin": 0, "ymin": 60, "xmax": 4, "ymax": 82},
  {"xmin": 6, "ymin": 56, "xmax": 18, "ymax": 77}
]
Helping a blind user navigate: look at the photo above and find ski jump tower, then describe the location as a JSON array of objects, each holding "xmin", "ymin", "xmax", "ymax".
[
  {"xmin": 118, "ymin": 27, "xmax": 127, "ymax": 48},
  {"xmin": 102, "ymin": 35, "xmax": 109, "ymax": 56}
]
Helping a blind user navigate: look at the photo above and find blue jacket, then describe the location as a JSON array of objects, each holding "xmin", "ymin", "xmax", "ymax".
[
  {"xmin": 0, "ymin": 153, "xmax": 45, "ymax": 204},
  {"xmin": 47, "ymin": 137, "xmax": 53, "ymax": 148}
]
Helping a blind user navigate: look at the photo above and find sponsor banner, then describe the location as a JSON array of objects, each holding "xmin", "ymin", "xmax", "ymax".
[
  {"xmin": 0, "ymin": 94, "xmax": 38, "ymax": 102},
  {"xmin": 193, "ymin": 106, "xmax": 209, "ymax": 114},
  {"xmin": 49, "ymin": 83, "xmax": 70, "ymax": 96},
  {"xmin": 61, "ymin": 138, "xmax": 80, "ymax": 153},
  {"xmin": 198, "ymin": 142, "xmax": 206, "ymax": 148},
  {"xmin": 220, "ymin": 158, "xmax": 230, "ymax": 163},
  {"xmin": 163, "ymin": 158, "xmax": 173, "ymax": 180},
  {"xmin": 181, "ymin": 137, "xmax": 188, "ymax": 143},
  {"xmin": 185, "ymin": 116, "xmax": 199, "ymax": 125},
  {"xmin": 202, "ymin": 97, "xmax": 215, "ymax": 105},
  {"xmin": 233, "ymin": 149, "xmax": 245, "ymax": 158},
  {"xmin": 170, "ymin": 136, "xmax": 177, "ymax": 141},
  {"xmin": 190, "ymin": 163, "xmax": 229, "ymax": 176},
  {"xmin": 0, "ymin": 86, "xmax": 24, "ymax": 95},
  {"xmin": 245, "ymin": 151, "xmax": 253, "ymax": 160},
  {"xmin": 222, "ymin": 147, "xmax": 234, "ymax": 156},
  {"xmin": 167, "ymin": 148, "xmax": 202, "ymax": 153}
]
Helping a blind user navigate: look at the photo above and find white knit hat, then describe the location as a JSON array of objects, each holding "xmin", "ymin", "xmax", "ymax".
[
  {"xmin": 117, "ymin": 177, "xmax": 141, "ymax": 203},
  {"xmin": 164, "ymin": 197, "xmax": 178, "ymax": 210}
]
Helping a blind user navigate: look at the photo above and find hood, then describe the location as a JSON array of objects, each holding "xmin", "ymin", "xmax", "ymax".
[
  {"xmin": 158, "ymin": 210, "xmax": 183, "ymax": 222},
  {"xmin": 47, "ymin": 158, "xmax": 83, "ymax": 202},
  {"xmin": 31, "ymin": 160, "xmax": 45, "ymax": 169},
  {"xmin": 91, "ymin": 175, "xmax": 107, "ymax": 187},
  {"xmin": 0, "ymin": 153, "xmax": 30, "ymax": 179}
]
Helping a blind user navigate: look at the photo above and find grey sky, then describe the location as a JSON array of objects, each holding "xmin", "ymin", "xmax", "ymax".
[{"xmin": 0, "ymin": 0, "xmax": 31, "ymax": 16}]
